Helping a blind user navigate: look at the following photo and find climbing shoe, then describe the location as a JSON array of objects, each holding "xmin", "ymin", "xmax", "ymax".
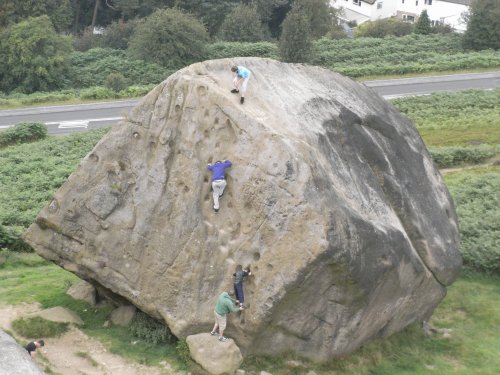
[
  {"xmin": 210, "ymin": 331, "xmax": 217, "ymax": 336},
  {"xmin": 231, "ymin": 89, "xmax": 239, "ymax": 93},
  {"xmin": 240, "ymin": 97, "xmax": 245, "ymax": 104},
  {"xmin": 219, "ymin": 336, "xmax": 228, "ymax": 342}
]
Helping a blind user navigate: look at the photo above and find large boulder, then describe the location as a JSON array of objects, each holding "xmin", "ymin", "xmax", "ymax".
[
  {"xmin": 0, "ymin": 330, "xmax": 47, "ymax": 375},
  {"xmin": 187, "ymin": 333, "xmax": 243, "ymax": 374},
  {"xmin": 24, "ymin": 58, "xmax": 461, "ymax": 362}
]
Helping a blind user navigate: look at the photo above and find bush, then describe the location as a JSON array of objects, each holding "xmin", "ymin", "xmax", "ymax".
[
  {"xmin": 69, "ymin": 48, "xmax": 167, "ymax": 88},
  {"xmin": 105, "ymin": 73, "xmax": 128, "ymax": 92},
  {"xmin": 176, "ymin": 338, "xmax": 191, "ymax": 365},
  {"xmin": 0, "ymin": 225, "xmax": 32, "ymax": 252},
  {"xmin": 129, "ymin": 312, "xmax": 173, "ymax": 345},
  {"xmin": 218, "ymin": 4, "xmax": 268, "ymax": 42},
  {"xmin": 80, "ymin": 86, "xmax": 117, "ymax": 100},
  {"xmin": 0, "ymin": 122, "xmax": 47, "ymax": 147},
  {"xmin": 100, "ymin": 20, "xmax": 137, "ymax": 50},
  {"xmin": 127, "ymin": 8, "xmax": 209, "ymax": 69},
  {"xmin": 72, "ymin": 28, "xmax": 102, "ymax": 52},
  {"xmin": 446, "ymin": 170, "xmax": 500, "ymax": 274},
  {"xmin": 355, "ymin": 17, "xmax": 413, "ymax": 38},
  {"xmin": 12, "ymin": 316, "xmax": 69, "ymax": 338},
  {"xmin": 206, "ymin": 41, "xmax": 279, "ymax": 60},
  {"xmin": 429, "ymin": 145, "xmax": 497, "ymax": 168}
]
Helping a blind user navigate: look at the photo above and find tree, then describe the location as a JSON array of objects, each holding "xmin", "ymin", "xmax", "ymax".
[
  {"xmin": 175, "ymin": 0, "xmax": 240, "ymax": 37},
  {"xmin": 293, "ymin": 0, "xmax": 337, "ymax": 39},
  {"xmin": 414, "ymin": 9, "xmax": 432, "ymax": 35},
  {"xmin": 0, "ymin": 0, "xmax": 73, "ymax": 32},
  {"xmin": 0, "ymin": 16, "xmax": 73, "ymax": 93},
  {"xmin": 462, "ymin": 0, "xmax": 500, "ymax": 50},
  {"xmin": 127, "ymin": 8, "xmax": 209, "ymax": 69},
  {"xmin": 100, "ymin": 19, "xmax": 137, "ymax": 49},
  {"xmin": 249, "ymin": 0, "xmax": 291, "ymax": 38},
  {"xmin": 278, "ymin": 4, "xmax": 312, "ymax": 63},
  {"xmin": 218, "ymin": 4, "xmax": 267, "ymax": 42}
]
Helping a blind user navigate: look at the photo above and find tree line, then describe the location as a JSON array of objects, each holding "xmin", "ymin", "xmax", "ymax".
[{"xmin": 0, "ymin": 0, "xmax": 498, "ymax": 95}]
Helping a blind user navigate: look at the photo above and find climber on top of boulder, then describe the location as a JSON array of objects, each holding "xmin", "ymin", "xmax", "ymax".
[{"xmin": 231, "ymin": 65, "xmax": 251, "ymax": 104}]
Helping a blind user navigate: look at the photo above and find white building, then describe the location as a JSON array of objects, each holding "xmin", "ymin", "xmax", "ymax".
[{"xmin": 332, "ymin": 0, "xmax": 471, "ymax": 32}]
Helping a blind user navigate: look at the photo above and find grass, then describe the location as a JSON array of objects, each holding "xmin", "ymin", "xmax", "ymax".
[
  {"xmin": 0, "ymin": 250, "xmax": 185, "ymax": 369},
  {"xmin": 392, "ymin": 88, "xmax": 500, "ymax": 147},
  {"xmin": 12, "ymin": 316, "xmax": 69, "ymax": 338},
  {"xmin": 1, "ymin": 250, "xmax": 498, "ymax": 374},
  {"xmin": 240, "ymin": 273, "xmax": 500, "ymax": 375}
]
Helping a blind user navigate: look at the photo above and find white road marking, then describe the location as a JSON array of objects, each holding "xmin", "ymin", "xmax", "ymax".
[{"xmin": 57, "ymin": 120, "xmax": 89, "ymax": 129}]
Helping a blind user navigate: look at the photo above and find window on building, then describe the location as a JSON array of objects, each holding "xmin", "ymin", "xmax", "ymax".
[
  {"xmin": 377, "ymin": 2, "xmax": 383, "ymax": 9},
  {"xmin": 416, "ymin": 0, "xmax": 418, "ymax": 5},
  {"xmin": 425, "ymin": 0, "xmax": 433, "ymax": 4},
  {"xmin": 402, "ymin": 0, "xmax": 405, "ymax": 3},
  {"xmin": 353, "ymin": 0, "xmax": 361, "ymax": 5}
]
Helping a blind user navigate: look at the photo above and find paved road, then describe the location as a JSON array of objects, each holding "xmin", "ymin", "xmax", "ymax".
[{"xmin": 1, "ymin": 72, "xmax": 498, "ymax": 135}]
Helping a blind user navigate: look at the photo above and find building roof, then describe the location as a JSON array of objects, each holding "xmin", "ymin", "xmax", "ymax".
[
  {"xmin": 339, "ymin": 8, "xmax": 371, "ymax": 24},
  {"xmin": 439, "ymin": 0, "xmax": 472, "ymax": 5}
]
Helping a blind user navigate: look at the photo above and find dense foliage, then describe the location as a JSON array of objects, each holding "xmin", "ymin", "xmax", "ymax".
[
  {"xmin": 355, "ymin": 18, "xmax": 413, "ymax": 38},
  {"xmin": 0, "ymin": 16, "xmax": 73, "ymax": 93},
  {"xmin": 0, "ymin": 128, "xmax": 109, "ymax": 228},
  {"xmin": 445, "ymin": 168, "xmax": 500, "ymax": 274},
  {"xmin": 313, "ymin": 34, "xmax": 500, "ymax": 77},
  {"xmin": 218, "ymin": 4, "xmax": 268, "ymax": 42},
  {"xmin": 414, "ymin": 10, "xmax": 432, "ymax": 35},
  {"xmin": 0, "ymin": 122, "xmax": 48, "ymax": 147},
  {"xmin": 392, "ymin": 88, "xmax": 500, "ymax": 147},
  {"xmin": 129, "ymin": 311, "xmax": 173, "ymax": 344},
  {"xmin": 462, "ymin": 0, "xmax": 500, "ymax": 51},
  {"xmin": 0, "ymin": 225, "xmax": 32, "ymax": 252},
  {"xmin": 279, "ymin": 3, "xmax": 313, "ymax": 63},
  {"xmin": 68, "ymin": 48, "xmax": 169, "ymax": 88},
  {"xmin": 127, "ymin": 8, "xmax": 209, "ymax": 69},
  {"xmin": 428, "ymin": 145, "xmax": 498, "ymax": 168},
  {"xmin": 0, "ymin": 0, "xmax": 72, "ymax": 32},
  {"xmin": 12, "ymin": 316, "xmax": 69, "ymax": 337}
]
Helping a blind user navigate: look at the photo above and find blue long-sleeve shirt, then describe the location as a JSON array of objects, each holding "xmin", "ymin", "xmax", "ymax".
[{"xmin": 207, "ymin": 160, "xmax": 232, "ymax": 181}]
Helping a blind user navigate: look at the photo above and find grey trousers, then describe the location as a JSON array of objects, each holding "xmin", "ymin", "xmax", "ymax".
[{"xmin": 212, "ymin": 179, "xmax": 227, "ymax": 210}]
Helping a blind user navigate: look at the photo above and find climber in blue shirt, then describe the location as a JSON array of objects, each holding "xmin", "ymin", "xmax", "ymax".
[
  {"xmin": 207, "ymin": 160, "xmax": 232, "ymax": 212},
  {"xmin": 231, "ymin": 65, "xmax": 251, "ymax": 104}
]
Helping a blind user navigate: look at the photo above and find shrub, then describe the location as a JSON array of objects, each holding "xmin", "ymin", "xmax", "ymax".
[
  {"xmin": 218, "ymin": 4, "xmax": 268, "ymax": 42},
  {"xmin": 69, "ymin": 48, "xmax": 167, "ymax": 88},
  {"xmin": 72, "ymin": 28, "xmax": 102, "ymax": 52},
  {"xmin": 279, "ymin": 4, "xmax": 313, "ymax": 63},
  {"xmin": 129, "ymin": 311, "xmax": 173, "ymax": 345},
  {"xmin": 429, "ymin": 145, "xmax": 497, "ymax": 168},
  {"xmin": 446, "ymin": 170, "xmax": 500, "ymax": 274},
  {"xmin": 355, "ymin": 17, "xmax": 413, "ymax": 38},
  {"xmin": 100, "ymin": 20, "xmax": 137, "ymax": 50},
  {"xmin": 0, "ymin": 122, "xmax": 47, "ymax": 147},
  {"xmin": 0, "ymin": 16, "xmax": 73, "ymax": 94},
  {"xmin": 206, "ymin": 41, "xmax": 279, "ymax": 60},
  {"xmin": 105, "ymin": 73, "xmax": 128, "ymax": 92},
  {"xmin": 127, "ymin": 8, "xmax": 209, "ymax": 69},
  {"xmin": 0, "ymin": 225, "xmax": 32, "ymax": 252},
  {"xmin": 12, "ymin": 316, "xmax": 69, "ymax": 338},
  {"xmin": 118, "ymin": 84, "xmax": 157, "ymax": 98},
  {"xmin": 176, "ymin": 338, "xmax": 191, "ymax": 365},
  {"xmin": 80, "ymin": 86, "xmax": 117, "ymax": 100}
]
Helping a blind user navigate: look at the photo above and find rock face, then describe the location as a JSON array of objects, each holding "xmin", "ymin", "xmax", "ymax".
[
  {"xmin": 0, "ymin": 330, "xmax": 47, "ymax": 375},
  {"xmin": 187, "ymin": 333, "xmax": 243, "ymax": 375},
  {"xmin": 24, "ymin": 58, "xmax": 462, "ymax": 362},
  {"xmin": 67, "ymin": 279, "xmax": 97, "ymax": 306}
]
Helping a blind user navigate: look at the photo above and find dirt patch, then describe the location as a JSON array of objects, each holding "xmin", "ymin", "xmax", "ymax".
[{"xmin": 0, "ymin": 304, "xmax": 182, "ymax": 375}]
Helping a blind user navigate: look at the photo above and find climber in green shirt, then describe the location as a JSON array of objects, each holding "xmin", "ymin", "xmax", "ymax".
[{"xmin": 211, "ymin": 291, "xmax": 243, "ymax": 342}]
